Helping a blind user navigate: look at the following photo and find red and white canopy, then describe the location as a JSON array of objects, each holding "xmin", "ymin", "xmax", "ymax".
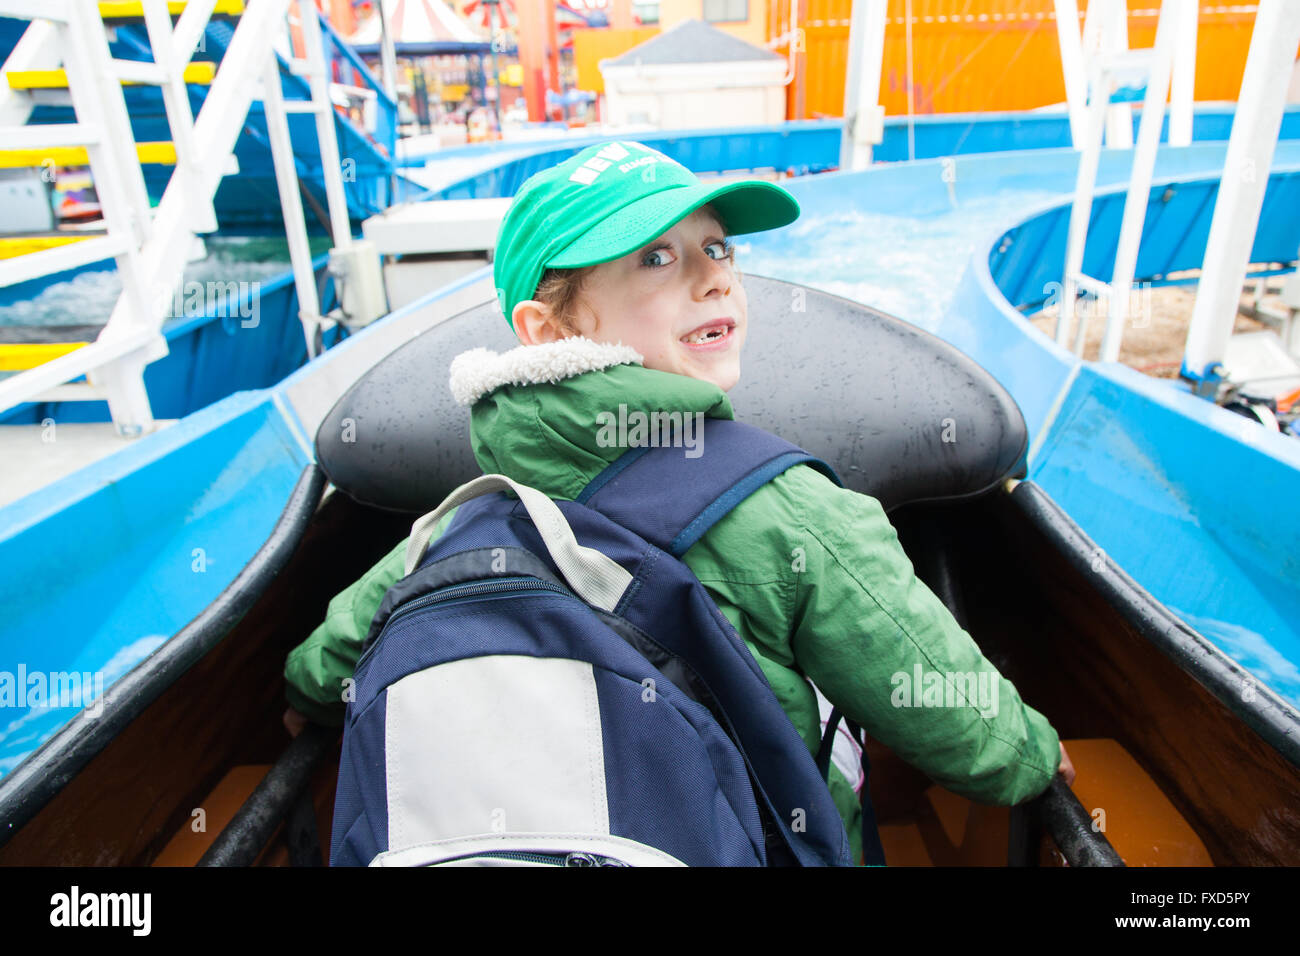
[{"xmin": 348, "ymin": 0, "xmax": 483, "ymax": 46}]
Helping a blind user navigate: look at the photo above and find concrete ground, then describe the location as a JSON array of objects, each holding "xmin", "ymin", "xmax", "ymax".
[
  {"xmin": 0, "ymin": 420, "xmax": 177, "ymax": 511},
  {"xmin": 1030, "ymin": 285, "xmax": 1283, "ymax": 380}
]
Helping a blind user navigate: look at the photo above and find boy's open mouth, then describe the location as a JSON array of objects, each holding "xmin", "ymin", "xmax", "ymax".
[{"xmin": 680, "ymin": 320, "xmax": 736, "ymax": 350}]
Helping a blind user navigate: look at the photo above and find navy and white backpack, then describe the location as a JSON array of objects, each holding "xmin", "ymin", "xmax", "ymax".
[{"xmin": 330, "ymin": 419, "xmax": 875, "ymax": 867}]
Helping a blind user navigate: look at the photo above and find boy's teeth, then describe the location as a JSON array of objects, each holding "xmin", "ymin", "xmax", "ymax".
[{"xmin": 684, "ymin": 327, "xmax": 726, "ymax": 344}]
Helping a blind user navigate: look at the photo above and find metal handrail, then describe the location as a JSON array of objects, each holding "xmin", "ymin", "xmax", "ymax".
[
  {"xmin": 1024, "ymin": 777, "xmax": 1126, "ymax": 867},
  {"xmin": 196, "ymin": 723, "xmax": 336, "ymax": 867}
]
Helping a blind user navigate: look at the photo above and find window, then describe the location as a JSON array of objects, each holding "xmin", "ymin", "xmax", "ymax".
[
  {"xmin": 703, "ymin": 0, "xmax": 747, "ymax": 23},
  {"xmin": 633, "ymin": 0, "xmax": 660, "ymax": 25}
]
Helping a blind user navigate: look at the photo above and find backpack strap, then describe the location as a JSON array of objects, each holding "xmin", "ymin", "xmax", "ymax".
[
  {"xmin": 821, "ymin": 710, "xmax": 888, "ymax": 866},
  {"xmin": 405, "ymin": 473, "xmax": 633, "ymax": 611},
  {"xmin": 577, "ymin": 418, "xmax": 841, "ymax": 557}
]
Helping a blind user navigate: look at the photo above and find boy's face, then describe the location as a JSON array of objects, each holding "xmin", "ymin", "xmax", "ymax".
[
  {"xmin": 574, "ymin": 207, "xmax": 746, "ymax": 392},
  {"xmin": 515, "ymin": 206, "xmax": 747, "ymax": 392}
]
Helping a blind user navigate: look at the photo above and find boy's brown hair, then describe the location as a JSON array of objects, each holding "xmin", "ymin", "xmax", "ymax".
[{"xmin": 534, "ymin": 264, "xmax": 602, "ymax": 336}]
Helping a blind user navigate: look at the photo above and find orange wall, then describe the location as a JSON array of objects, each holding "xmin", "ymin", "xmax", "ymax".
[
  {"xmin": 770, "ymin": 0, "xmax": 1283, "ymax": 120},
  {"xmin": 573, "ymin": 26, "xmax": 660, "ymax": 93}
]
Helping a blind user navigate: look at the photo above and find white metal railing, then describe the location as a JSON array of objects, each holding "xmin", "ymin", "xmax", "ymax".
[
  {"xmin": 0, "ymin": 0, "xmax": 355, "ymax": 435},
  {"xmin": 1054, "ymin": 0, "xmax": 1191, "ymax": 364},
  {"xmin": 0, "ymin": 0, "xmax": 262, "ymax": 434},
  {"xmin": 0, "ymin": 0, "xmax": 162, "ymax": 433},
  {"xmin": 1182, "ymin": 0, "xmax": 1300, "ymax": 388},
  {"xmin": 261, "ymin": 1, "xmax": 357, "ymax": 359}
]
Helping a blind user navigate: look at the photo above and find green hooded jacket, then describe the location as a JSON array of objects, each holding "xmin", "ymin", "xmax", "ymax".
[{"xmin": 285, "ymin": 340, "xmax": 1062, "ymax": 863}]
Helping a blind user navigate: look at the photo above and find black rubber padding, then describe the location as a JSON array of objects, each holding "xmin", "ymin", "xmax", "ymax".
[{"xmin": 315, "ymin": 275, "xmax": 1029, "ymax": 515}]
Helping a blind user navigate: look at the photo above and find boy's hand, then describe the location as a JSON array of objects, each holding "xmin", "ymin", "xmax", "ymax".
[
  {"xmin": 283, "ymin": 706, "xmax": 307, "ymax": 739},
  {"xmin": 1058, "ymin": 742, "xmax": 1076, "ymax": 786}
]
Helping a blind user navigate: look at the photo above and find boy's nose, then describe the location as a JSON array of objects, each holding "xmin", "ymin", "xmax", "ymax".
[{"xmin": 692, "ymin": 250, "xmax": 733, "ymax": 299}]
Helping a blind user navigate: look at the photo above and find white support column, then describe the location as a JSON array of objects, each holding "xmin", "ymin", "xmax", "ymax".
[
  {"xmin": 297, "ymin": 1, "xmax": 353, "ymax": 252},
  {"xmin": 1168, "ymin": 0, "xmax": 1198, "ymax": 147},
  {"xmin": 1099, "ymin": 2, "xmax": 1178, "ymax": 363},
  {"xmin": 378, "ymin": 1, "xmax": 399, "ymax": 103},
  {"xmin": 1099, "ymin": 0, "xmax": 1134, "ymax": 149},
  {"xmin": 93, "ymin": 356, "xmax": 156, "ymax": 437},
  {"xmin": 1054, "ymin": 0, "xmax": 1088, "ymax": 148},
  {"xmin": 1183, "ymin": 0, "xmax": 1300, "ymax": 380},
  {"xmin": 840, "ymin": 0, "xmax": 887, "ymax": 171},
  {"xmin": 261, "ymin": 48, "xmax": 324, "ymax": 355}
]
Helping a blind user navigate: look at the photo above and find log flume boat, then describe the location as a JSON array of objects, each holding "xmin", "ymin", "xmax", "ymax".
[{"xmin": 1, "ymin": 276, "xmax": 1296, "ymax": 867}]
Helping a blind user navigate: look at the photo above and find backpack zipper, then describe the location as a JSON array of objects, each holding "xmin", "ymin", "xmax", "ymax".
[
  {"xmin": 358, "ymin": 577, "xmax": 573, "ymax": 669},
  {"xmin": 391, "ymin": 576, "xmax": 570, "ymax": 622},
  {"xmin": 439, "ymin": 850, "xmax": 630, "ymax": 867}
]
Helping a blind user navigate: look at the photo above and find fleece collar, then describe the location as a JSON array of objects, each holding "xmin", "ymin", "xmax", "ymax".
[
  {"xmin": 449, "ymin": 337, "xmax": 644, "ymax": 406},
  {"xmin": 450, "ymin": 337, "xmax": 734, "ymax": 501}
]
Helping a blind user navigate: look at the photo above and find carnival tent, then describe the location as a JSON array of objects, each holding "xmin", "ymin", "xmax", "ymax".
[{"xmin": 349, "ymin": 0, "xmax": 488, "ymax": 55}]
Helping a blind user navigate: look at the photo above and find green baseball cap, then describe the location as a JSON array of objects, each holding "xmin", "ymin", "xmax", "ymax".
[{"xmin": 492, "ymin": 140, "xmax": 801, "ymax": 330}]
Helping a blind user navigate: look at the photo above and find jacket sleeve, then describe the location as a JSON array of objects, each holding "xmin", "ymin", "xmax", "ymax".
[
  {"xmin": 283, "ymin": 508, "xmax": 460, "ymax": 726},
  {"xmin": 784, "ymin": 466, "xmax": 1061, "ymax": 806}
]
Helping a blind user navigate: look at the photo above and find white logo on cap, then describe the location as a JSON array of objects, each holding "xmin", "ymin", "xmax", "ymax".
[
  {"xmin": 566, "ymin": 141, "xmax": 688, "ymax": 187},
  {"xmin": 569, "ymin": 143, "xmax": 632, "ymax": 185}
]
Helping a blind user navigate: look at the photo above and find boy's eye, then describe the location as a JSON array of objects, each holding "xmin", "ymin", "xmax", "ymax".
[
  {"xmin": 642, "ymin": 240, "xmax": 734, "ymax": 268},
  {"xmin": 643, "ymin": 246, "xmax": 674, "ymax": 268}
]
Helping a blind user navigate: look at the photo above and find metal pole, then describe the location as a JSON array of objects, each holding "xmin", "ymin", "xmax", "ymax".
[
  {"xmin": 1168, "ymin": 0, "xmax": 1197, "ymax": 147},
  {"xmin": 378, "ymin": 0, "xmax": 399, "ymax": 103},
  {"xmin": 299, "ymin": 1, "xmax": 354, "ymax": 252},
  {"xmin": 840, "ymin": 0, "xmax": 887, "ymax": 172},
  {"xmin": 485, "ymin": 0, "xmax": 502, "ymax": 136},
  {"xmin": 1054, "ymin": 0, "xmax": 1086, "ymax": 148},
  {"xmin": 1058, "ymin": 69, "xmax": 1109, "ymax": 349},
  {"xmin": 261, "ymin": 49, "xmax": 324, "ymax": 355},
  {"xmin": 1182, "ymin": 0, "xmax": 1300, "ymax": 383},
  {"xmin": 1098, "ymin": 2, "xmax": 1177, "ymax": 364},
  {"xmin": 904, "ymin": 0, "xmax": 915, "ymax": 161},
  {"xmin": 1100, "ymin": 0, "xmax": 1133, "ymax": 149}
]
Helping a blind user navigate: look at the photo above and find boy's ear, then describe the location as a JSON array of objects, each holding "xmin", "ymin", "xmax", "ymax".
[{"xmin": 513, "ymin": 300, "xmax": 569, "ymax": 346}]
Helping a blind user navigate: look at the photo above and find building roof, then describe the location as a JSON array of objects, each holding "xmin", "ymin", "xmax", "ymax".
[{"xmin": 603, "ymin": 18, "xmax": 783, "ymax": 67}]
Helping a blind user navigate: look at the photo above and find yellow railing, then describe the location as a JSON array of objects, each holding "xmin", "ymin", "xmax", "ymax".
[
  {"xmin": 7, "ymin": 61, "xmax": 217, "ymax": 90},
  {"xmin": 0, "ymin": 142, "xmax": 178, "ymax": 168},
  {"xmin": 0, "ymin": 342, "xmax": 89, "ymax": 372},
  {"xmin": 97, "ymin": 0, "xmax": 244, "ymax": 19}
]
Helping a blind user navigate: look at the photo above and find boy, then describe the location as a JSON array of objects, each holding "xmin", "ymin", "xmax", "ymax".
[{"xmin": 285, "ymin": 140, "xmax": 1073, "ymax": 863}]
